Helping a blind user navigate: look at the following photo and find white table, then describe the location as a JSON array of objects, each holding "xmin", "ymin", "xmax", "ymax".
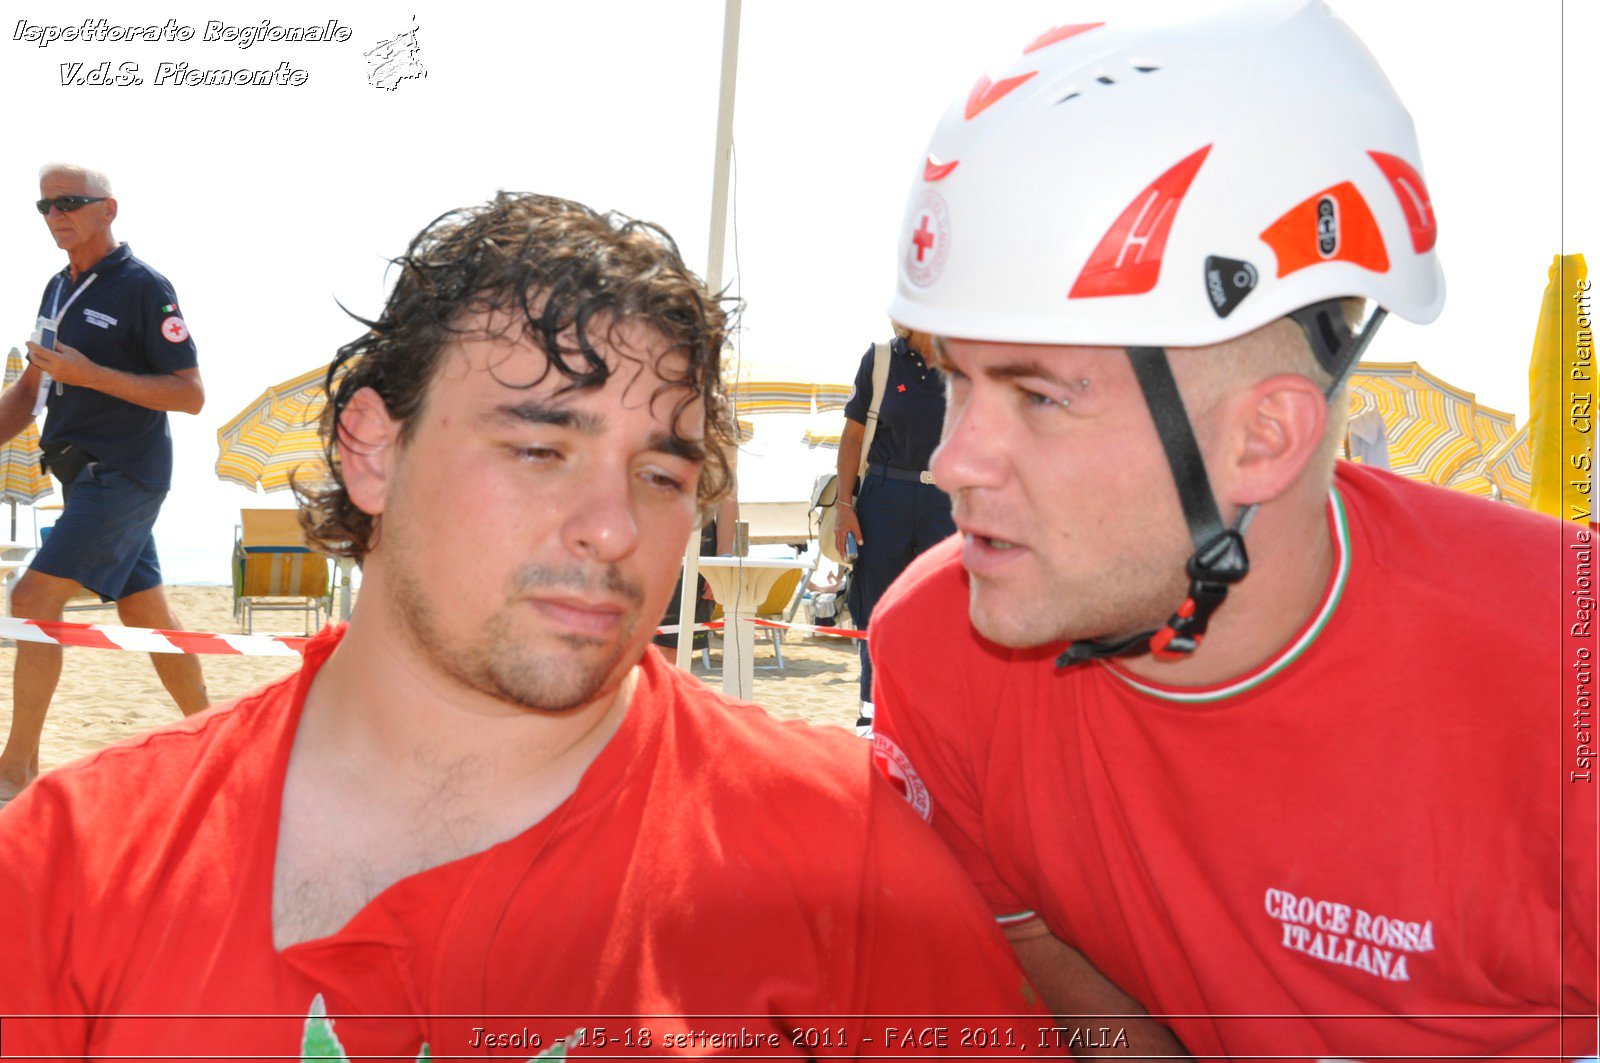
[
  {"xmin": 0, "ymin": 541, "xmax": 31, "ymax": 622},
  {"xmin": 697, "ymin": 556, "xmax": 804, "ymax": 700}
]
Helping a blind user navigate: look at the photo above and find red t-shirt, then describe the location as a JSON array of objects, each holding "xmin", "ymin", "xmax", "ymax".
[
  {"xmin": 0, "ymin": 630, "xmax": 1046, "ymax": 1060},
  {"xmin": 872, "ymin": 463, "xmax": 1598, "ymax": 1061}
]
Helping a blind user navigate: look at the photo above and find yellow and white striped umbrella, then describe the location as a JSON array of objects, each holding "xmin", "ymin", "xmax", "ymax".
[
  {"xmin": 799, "ymin": 409, "xmax": 847, "ymax": 450},
  {"xmin": 722, "ymin": 344, "xmax": 855, "ymax": 416},
  {"xmin": 215, "ymin": 364, "xmax": 332, "ymax": 493},
  {"xmin": 1346, "ymin": 363, "xmax": 1499, "ymax": 488},
  {"xmin": 725, "ymin": 380, "xmax": 853, "ymax": 416},
  {"xmin": 1440, "ymin": 401, "xmax": 1518, "ymax": 500},
  {"xmin": 0, "ymin": 349, "xmax": 52, "ymax": 506},
  {"xmin": 727, "ymin": 380, "xmax": 821, "ymax": 415},
  {"xmin": 1483, "ymin": 425, "xmax": 1533, "ymax": 508},
  {"xmin": 1441, "ymin": 465, "xmax": 1498, "ymax": 499},
  {"xmin": 1467, "ymin": 402, "xmax": 1517, "ymax": 453},
  {"xmin": 813, "ymin": 382, "xmax": 852, "ymax": 412},
  {"xmin": 802, "ymin": 427, "xmax": 842, "ymax": 450}
]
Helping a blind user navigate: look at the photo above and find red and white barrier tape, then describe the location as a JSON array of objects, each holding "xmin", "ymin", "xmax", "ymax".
[
  {"xmin": 654, "ymin": 618, "xmax": 865, "ymax": 640},
  {"xmin": 748, "ymin": 617, "xmax": 865, "ymax": 639},
  {"xmin": 0, "ymin": 614, "xmax": 863, "ymax": 658},
  {"xmin": 0, "ymin": 616, "xmax": 306, "ymax": 656}
]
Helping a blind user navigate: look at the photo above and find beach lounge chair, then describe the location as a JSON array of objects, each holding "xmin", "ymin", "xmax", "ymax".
[
  {"xmin": 702, "ymin": 562, "xmax": 809, "ymax": 672},
  {"xmin": 233, "ymin": 509, "xmax": 332, "ymax": 635}
]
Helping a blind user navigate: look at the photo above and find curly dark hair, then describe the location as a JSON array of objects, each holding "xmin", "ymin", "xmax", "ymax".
[{"xmin": 295, "ymin": 191, "xmax": 735, "ymax": 561}]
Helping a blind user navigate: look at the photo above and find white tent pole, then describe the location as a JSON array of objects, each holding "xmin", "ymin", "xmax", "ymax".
[{"xmin": 676, "ymin": 0, "xmax": 742, "ymax": 671}]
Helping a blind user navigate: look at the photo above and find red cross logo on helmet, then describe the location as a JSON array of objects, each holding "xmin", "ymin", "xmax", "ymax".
[{"xmin": 904, "ymin": 191, "xmax": 951, "ymax": 289}]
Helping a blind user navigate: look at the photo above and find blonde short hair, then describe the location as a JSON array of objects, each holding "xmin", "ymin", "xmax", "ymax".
[{"xmin": 1177, "ymin": 298, "xmax": 1371, "ymax": 481}]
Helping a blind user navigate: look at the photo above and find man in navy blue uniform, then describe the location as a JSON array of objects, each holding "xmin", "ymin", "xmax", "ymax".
[
  {"xmin": 0, "ymin": 163, "xmax": 208, "ymax": 803},
  {"xmin": 830, "ymin": 326, "xmax": 955, "ymax": 734}
]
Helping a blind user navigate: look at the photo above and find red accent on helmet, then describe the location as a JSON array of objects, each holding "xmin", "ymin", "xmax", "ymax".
[
  {"xmin": 1260, "ymin": 181, "xmax": 1389, "ymax": 278},
  {"xmin": 1176, "ymin": 597, "xmax": 1196, "ymax": 619},
  {"xmin": 911, "ymin": 214, "xmax": 937, "ymax": 261},
  {"xmin": 965, "ymin": 71, "xmax": 1037, "ymax": 120},
  {"xmin": 1022, "ymin": 22, "xmax": 1105, "ymax": 54},
  {"xmin": 1367, "ymin": 151, "xmax": 1437, "ymax": 253},
  {"xmin": 924, "ymin": 155, "xmax": 960, "ymax": 182},
  {"xmin": 1069, "ymin": 145, "xmax": 1212, "ymax": 300}
]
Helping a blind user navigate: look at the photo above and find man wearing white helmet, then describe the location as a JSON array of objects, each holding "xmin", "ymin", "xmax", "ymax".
[{"xmin": 869, "ymin": 1, "xmax": 1597, "ymax": 1057}]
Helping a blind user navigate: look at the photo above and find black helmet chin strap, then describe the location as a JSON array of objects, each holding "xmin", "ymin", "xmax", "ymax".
[
  {"xmin": 1292, "ymin": 300, "xmax": 1388, "ymax": 399},
  {"xmin": 1056, "ymin": 299, "xmax": 1388, "ymax": 670},
  {"xmin": 1057, "ymin": 346, "xmax": 1248, "ymax": 665}
]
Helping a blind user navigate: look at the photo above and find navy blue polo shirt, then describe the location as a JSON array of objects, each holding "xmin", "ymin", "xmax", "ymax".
[
  {"xmin": 841, "ymin": 336, "xmax": 946, "ymax": 471},
  {"xmin": 36, "ymin": 243, "xmax": 198, "ymax": 491}
]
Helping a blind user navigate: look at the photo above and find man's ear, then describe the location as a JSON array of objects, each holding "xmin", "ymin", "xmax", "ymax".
[
  {"xmin": 336, "ymin": 387, "xmax": 402, "ymax": 517},
  {"xmin": 102, "ymin": 197, "xmax": 118, "ymax": 225},
  {"xmin": 1220, "ymin": 373, "xmax": 1330, "ymax": 506}
]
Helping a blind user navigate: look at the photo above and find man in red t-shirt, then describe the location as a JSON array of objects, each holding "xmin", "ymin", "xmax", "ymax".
[
  {"xmin": 0, "ymin": 192, "xmax": 1046, "ymax": 1059},
  {"xmin": 870, "ymin": 4, "xmax": 1597, "ymax": 1060}
]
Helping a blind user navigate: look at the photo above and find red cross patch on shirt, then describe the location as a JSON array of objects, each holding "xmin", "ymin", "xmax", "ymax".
[
  {"xmin": 897, "ymin": 384, "xmax": 907, "ymax": 393},
  {"xmin": 160, "ymin": 316, "xmax": 189, "ymax": 343}
]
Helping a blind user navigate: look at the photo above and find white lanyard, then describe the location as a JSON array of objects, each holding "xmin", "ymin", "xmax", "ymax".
[
  {"xmin": 38, "ymin": 270, "xmax": 98, "ymax": 405},
  {"xmin": 48, "ymin": 270, "xmax": 98, "ymax": 322}
]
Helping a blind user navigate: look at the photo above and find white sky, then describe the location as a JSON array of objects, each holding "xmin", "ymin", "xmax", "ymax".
[{"xmin": 0, "ymin": 0, "xmax": 1591, "ymax": 583}]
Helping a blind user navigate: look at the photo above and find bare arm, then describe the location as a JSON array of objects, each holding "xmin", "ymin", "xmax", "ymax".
[
  {"xmin": 0, "ymin": 361, "xmax": 43, "ymax": 444},
  {"xmin": 836, "ymin": 417, "xmax": 866, "ymax": 502},
  {"xmin": 1009, "ymin": 923, "xmax": 1192, "ymax": 1059},
  {"xmin": 26, "ymin": 341, "xmax": 204, "ymax": 415},
  {"xmin": 833, "ymin": 418, "xmax": 866, "ymax": 556}
]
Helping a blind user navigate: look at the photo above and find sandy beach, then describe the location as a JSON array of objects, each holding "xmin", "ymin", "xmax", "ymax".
[{"xmin": 3, "ymin": 585, "xmax": 865, "ymax": 777}]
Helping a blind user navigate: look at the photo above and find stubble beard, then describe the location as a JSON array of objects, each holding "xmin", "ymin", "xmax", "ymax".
[
  {"xmin": 394, "ymin": 563, "xmax": 646, "ymax": 714},
  {"xmin": 967, "ymin": 557, "xmax": 1189, "ymax": 651}
]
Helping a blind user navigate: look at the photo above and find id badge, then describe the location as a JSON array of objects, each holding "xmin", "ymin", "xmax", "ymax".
[
  {"xmin": 29, "ymin": 315, "xmax": 59, "ymax": 416},
  {"xmin": 30, "ymin": 314, "xmax": 58, "ymax": 352}
]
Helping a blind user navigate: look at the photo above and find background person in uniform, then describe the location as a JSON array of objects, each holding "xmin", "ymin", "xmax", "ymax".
[
  {"xmin": 869, "ymin": 3, "xmax": 1596, "ymax": 1057},
  {"xmin": 0, "ymin": 192, "xmax": 1047, "ymax": 1058},
  {"xmin": 0, "ymin": 163, "xmax": 207, "ymax": 804},
  {"xmin": 831, "ymin": 324, "xmax": 953, "ymax": 734}
]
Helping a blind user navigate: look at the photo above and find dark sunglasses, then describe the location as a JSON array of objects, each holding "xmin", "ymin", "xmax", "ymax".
[{"xmin": 35, "ymin": 195, "xmax": 107, "ymax": 216}]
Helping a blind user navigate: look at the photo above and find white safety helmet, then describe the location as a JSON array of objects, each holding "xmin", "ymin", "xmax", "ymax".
[
  {"xmin": 888, "ymin": 0, "xmax": 1444, "ymax": 348},
  {"xmin": 890, "ymin": 0, "xmax": 1447, "ymax": 665}
]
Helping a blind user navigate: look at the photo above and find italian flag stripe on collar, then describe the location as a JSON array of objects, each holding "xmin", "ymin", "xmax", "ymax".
[
  {"xmin": 1102, "ymin": 486, "xmax": 1351, "ymax": 704},
  {"xmin": 995, "ymin": 909, "xmax": 1038, "ymax": 926}
]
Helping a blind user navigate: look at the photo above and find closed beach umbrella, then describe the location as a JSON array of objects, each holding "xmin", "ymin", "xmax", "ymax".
[
  {"xmin": 0, "ymin": 348, "xmax": 53, "ymax": 538},
  {"xmin": 215, "ymin": 364, "xmax": 331, "ymax": 493},
  {"xmin": 1528, "ymin": 254, "xmax": 1592, "ymax": 520}
]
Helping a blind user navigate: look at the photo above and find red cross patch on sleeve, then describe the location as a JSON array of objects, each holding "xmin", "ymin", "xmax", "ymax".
[{"xmin": 160, "ymin": 316, "xmax": 189, "ymax": 343}]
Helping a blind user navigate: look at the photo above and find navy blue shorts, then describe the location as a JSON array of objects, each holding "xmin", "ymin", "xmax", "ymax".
[{"xmin": 31, "ymin": 464, "xmax": 166, "ymax": 602}]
